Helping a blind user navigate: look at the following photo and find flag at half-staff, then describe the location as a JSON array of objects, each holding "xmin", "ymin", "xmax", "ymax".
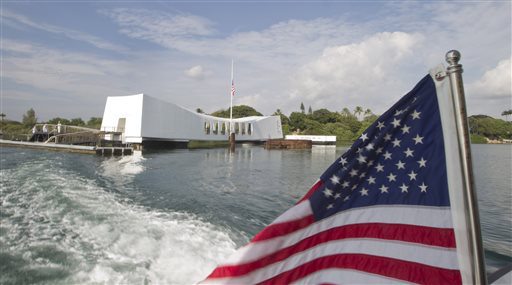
[{"xmin": 202, "ymin": 51, "xmax": 486, "ymax": 285}]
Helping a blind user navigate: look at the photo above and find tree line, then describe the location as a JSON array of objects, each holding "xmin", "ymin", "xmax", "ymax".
[
  {"xmin": 0, "ymin": 108, "xmax": 102, "ymax": 140},
  {"xmin": 2, "ymin": 106, "xmax": 511, "ymax": 144}
]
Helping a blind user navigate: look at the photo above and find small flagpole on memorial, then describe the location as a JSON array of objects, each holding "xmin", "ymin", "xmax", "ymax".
[
  {"xmin": 229, "ymin": 59, "xmax": 235, "ymax": 152},
  {"xmin": 446, "ymin": 50, "xmax": 487, "ymax": 284}
]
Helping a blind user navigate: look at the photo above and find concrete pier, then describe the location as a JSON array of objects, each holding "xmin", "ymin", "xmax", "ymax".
[{"xmin": 1, "ymin": 139, "xmax": 132, "ymax": 156}]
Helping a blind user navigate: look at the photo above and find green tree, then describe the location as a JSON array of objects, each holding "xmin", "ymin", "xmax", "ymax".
[
  {"xmin": 211, "ymin": 105, "xmax": 263, "ymax": 118},
  {"xmin": 22, "ymin": 108, "xmax": 37, "ymax": 127},
  {"xmin": 364, "ymin": 108, "xmax": 374, "ymax": 119},
  {"xmin": 311, "ymin": 108, "xmax": 336, "ymax": 124},
  {"xmin": 353, "ymin": 106, "xmax": 363, "ymax": 120},
  {"xmin": 0, "ymin": 113, "xmax": 5, "ymax": 122},
  {"xmin": 300, "ymin": 102, "xmax": 305, "ymax": 114},
  {"xmin": 308, "ymin": 106, "xmax": 313, "ymax": 115},
  {"xmin": 469, "ymin": 115, "xmax": 512, "ymax": 139},
  {"xmin": 86, "ymin": 117, "xmax": 102, "ymax": 129},
  {"xmin": 289, "ymin": 112, "xmax": 307, "ymax": 132},
  {"xmin": 69, "ymin": 118, "xmax": 85, "ymax": 126},
  {"xmin": 502, "ymin": 109, "xmax": 512, "ymax": 121},
  {"xmin": 48, "ymin": 117, "xmax": 71, "ymax": 125}
]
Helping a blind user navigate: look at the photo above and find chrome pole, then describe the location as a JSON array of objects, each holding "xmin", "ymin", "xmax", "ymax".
[{"xmin": 445, "ymin": 50, "xmax": 487, "ymax": 284}]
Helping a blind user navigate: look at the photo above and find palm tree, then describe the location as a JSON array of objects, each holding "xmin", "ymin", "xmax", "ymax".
[
  {"xmin": 364, "ymin": 108, "xmax": 373, "ymax": 118},
  {"xmin": 502, "ymin": 109, "xmax": 512, "ymax": 121},
  {"xmin": 354, "ymin": 106, "xmax": 363, "ymax": 120}
]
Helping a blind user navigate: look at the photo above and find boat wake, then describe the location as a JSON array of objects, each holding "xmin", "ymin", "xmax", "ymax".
[{"xmin": 0, "ymin": 156, "xmax": 237, "ymax": 284}]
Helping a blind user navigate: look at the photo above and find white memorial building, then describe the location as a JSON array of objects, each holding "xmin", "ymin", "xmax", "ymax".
[{"xmin": 100, "ymin": 94, "xmax": 283, "ymax": 146}]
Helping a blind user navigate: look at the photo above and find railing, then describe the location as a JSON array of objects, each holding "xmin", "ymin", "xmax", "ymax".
[{"xmin": 33, "ymin": 123, "xmax": 101, "ymax": 135}]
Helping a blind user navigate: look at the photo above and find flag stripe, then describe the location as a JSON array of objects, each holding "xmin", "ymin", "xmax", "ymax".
[
  {"xmin": 271, "ymin": 199, "xmax": 313, "ymax": 224},
  {"xmin": 260, "ymin": 254, "xmax": 462, "ymax": 285},
  {"xmin": 290, "ymin": 268, "xmax": 411, "ymax": 285},
  {"xmin": 209, "ymin": 223, "xmax": 456, "ymax": 278},
  {"xmin": 251, "ymin": 215, "xmax": 314, "ymax": 242},
  {"xmin": 208, "ymin": 239, "xmax": 458, "ymax": 284},
  {"xmin": 224, "ymin": 204, "xmax": 453, "ymax": 265}
]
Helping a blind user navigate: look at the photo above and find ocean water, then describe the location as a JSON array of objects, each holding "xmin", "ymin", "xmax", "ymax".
[{"xmin": 0, "ymin": 144, "xmax": 510, "ymax": 284}]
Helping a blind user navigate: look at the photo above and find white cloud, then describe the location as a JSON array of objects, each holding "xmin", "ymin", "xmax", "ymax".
[
  {"xmin": 289, "ymin": 32, "xmax": 424, "ymax": 113},
  {"xmin": 469, "ymin": 58, "xmax": 512, "ymax": 99},
  {"xmin": 2, "ymin": 9, "xmax": 127, "ymax": 53},
  {"xmin": 101, "ymin": 8, "xmax": 216, "ymax": 43},
  {"xmin": 185, "ymin": 65, "xmax": 205, "ymax": 79}
]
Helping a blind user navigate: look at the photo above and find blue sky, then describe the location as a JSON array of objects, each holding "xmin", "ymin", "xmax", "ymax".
[{"xmin": 2, "ymin": 1, "xmax": 511, "ymax": 122}]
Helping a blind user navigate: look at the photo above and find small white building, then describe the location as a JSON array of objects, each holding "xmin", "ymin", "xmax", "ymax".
[
  {"xmin": 285, "ymin": 135, "xmax": 337, "ymax": 145},
  {"xmin": 100, "ymin": 94, "xmax": 283, "ymax": 145}
]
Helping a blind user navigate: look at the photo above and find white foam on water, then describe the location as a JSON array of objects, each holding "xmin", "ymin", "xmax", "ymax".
[
  {"xmin": 1, "ymin": 159, "xmax": 240, "ymax": 285},
  {"xmin": 98, "ymin": 150, "xmax": 146, "ymax": 180}
]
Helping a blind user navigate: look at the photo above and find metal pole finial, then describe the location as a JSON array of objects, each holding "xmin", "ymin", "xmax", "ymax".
[{"xmin": 446, "ymin": 50, "xmax": 463, "ymax": 73}]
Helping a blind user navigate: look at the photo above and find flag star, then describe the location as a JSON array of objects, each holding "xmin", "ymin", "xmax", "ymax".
[
  {"xmin": 365, "ymin": 143, "xmax": 374, "ymax": 151},
  {"xmin": 375, "ymin": 147, "xmax": 383, "ymax": 154},
  {"xmin": 412, "ymin": 97, "xmax": 418, "ymax": 103},
  {"xmin": 327, "ymin": 204, "xmax": 334, "ymax": 209},
  {"xmin": 384, "ymin": 134, "xmax": 392, "ymax": 141},
  {"xmin": 356, "ymin": 147, "xmax": 363, "ymax": 154},
  {"xmin": 334, "ymin": 193, "xmax": 341, "ymax": 199},
  {"xmin": 411, "ymin": 110, "xmax": 421, "ymax": 120},
  {"xmin": 367, "ymin": 160, "xmax": 374, "ymax": 167},
  {"xmin": 341, "ymin": 181, "xmax": 350, "ymax": 188},
  {"xmin": 400, "ymin": 183, "xmax": 409, "ymax": 193},
  {"xmin": 349, "ymin": 169, "xmax": 359, "ymax": 177},
  {"xmin": 401, "ymin": 125, "xmax": 410, "ymax": 134},
  {"xmin": 417, "ymin": 157, "xmax": 427, "ymax": 168},
  {"xmin": 419, "ymin": 182, "xmax": 428, "ymax": 193},
  {"xmin": 413, "ymin": 134, "xmax": 424, "ymax": 145},
  {"xmin": 339, "ymin": 157, "xmax": 348, "ymax": 165},
  {"xmin": 383, "ymin": 151, "xmax": 392, "ymax": 160},
  {"xmin": 395, "ymin": 160, "xmax": 406, "ymax": 170},
  {"xmin": 357, "ymin": 154, "xmax": 367, "ymax": 164},
  {"xmin": 377, "ymin": 121, "xmax": 385, "ymax": 130},
  {"xmin": 408, "ymin": 171, "xmax": 418, "ymax": 181},
  {"xmin": 343, "ymin": 196, "xmax": 350, "ymax": 201},
  {"xmin": 379, "ymin": 185, "xmax": 389, "ymax": 194},
  {"xmin": 323, "ymin": 188, "xmax": 334, "ymax": 197},
  {"xmin": 392, "ymin": 138, "xmax": 401, "ymax": 147},
  {"xmin": 360, "ymin": 133, "xmax": 369, "ymax": 142},
  {"xmin": 359, "ymin": 172, "xmax": 366, "ymax": 178},
  {"xmin": 330, "ymin": 175, "xmax": 340, "ymax": 185},
  {"xmin": 375, "ymin": 163, "xmax": 384, "ymax": 172},
  {"xmin": 367, "ymin": 176, "xmax": 376, "ymax": 184},
  {"xmin": 404, "ymin": 148, "xmax": 414, "ymax": 157},
  {"xmin": 351, "ymin": 184, "xmax": 358, "ymax": 191},
  {"xmin": 387, "ymin": 172, "xmax": 397, "ymax": 182},
  {"xmin": 391, "ymin": 118, "xmax": 401, "ymax": 128},
  {"xmin": 394, "ymin": 109, "xmax": 404, "ymax": 116},
  {"xmin": 360, "ymin": 188, "xmax": 369, "ymax": 196},
  {"xmin": 342, "ymin": 166, "xmax": 348, "ymax": 171}
]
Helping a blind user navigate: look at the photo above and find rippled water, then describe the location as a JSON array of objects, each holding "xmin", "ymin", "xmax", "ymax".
[{"xmin": 0, "ymin": 144, "xmax": 510, "ymax": 284}]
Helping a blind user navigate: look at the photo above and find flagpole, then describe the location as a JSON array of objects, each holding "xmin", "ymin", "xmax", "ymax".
[
  {"xmin": 230, "ymin": 59, "xmax": 234, "ymax": 134},
  {"xmin": 445, "ymin": 50, "xmax": 487, "ymax": 284},
  {"xmin": 229, "ymin": 59, "xmax": 235, "ymax": 152}
]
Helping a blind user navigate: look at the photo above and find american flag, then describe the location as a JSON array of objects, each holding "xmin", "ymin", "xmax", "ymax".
[
  {"xmin": 231, "ymin": 79, "xmax": 236, "ymax": 97},
  {"xmin": 203, "ymin": 70, "xmax": 470, "ymax": 284}
]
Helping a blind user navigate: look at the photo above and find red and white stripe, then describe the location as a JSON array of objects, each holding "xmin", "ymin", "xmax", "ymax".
[{"xmin": 201, "ymin": 181, "xmax": 462, "ymax": 284}]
